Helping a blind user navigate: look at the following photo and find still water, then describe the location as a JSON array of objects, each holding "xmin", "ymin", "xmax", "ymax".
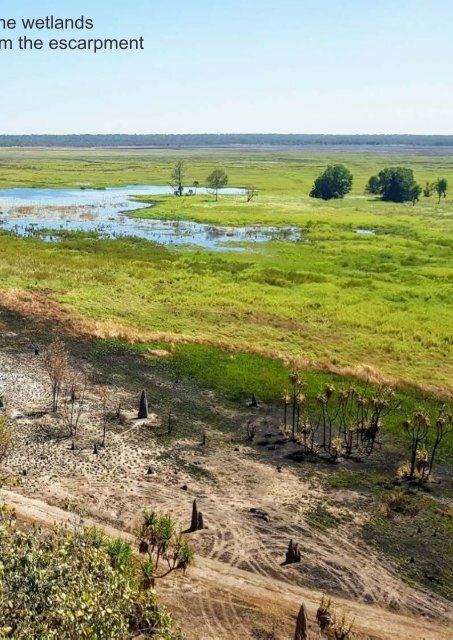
[{"xmin": 0, "ymin": 186, "xmax": 299, "ymax": 250}]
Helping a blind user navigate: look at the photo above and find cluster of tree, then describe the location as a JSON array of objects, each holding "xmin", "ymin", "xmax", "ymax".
[
  {"xmin": 398, "ymin": 407, "xmax": 453, "ymax": 483},
  {"xmin": 366, "ymin": 167, "xmax": 423, "ymax": 204},
  {"xmin": 277, "ymin": 373, "xmax": 451, "ymax": 478},
  {"xmin": 423, "ymin": 177, "xmax": 448, "ymax": 202},
  {"xmin": 170, "ymin": 161, "xmax": 259, "ymax": 202},
  {"xmin": 281, "ymin": 374, "xmax": 399, "ymax": 461},
  {"xmin": 171, "ymin": 160, "xmax": 229, "ymax": 200},
  {"xmin": 0, "ymin": 508, "xmax": 188, "ymax": 638},
  {"xmin": 310, "ymin": 164, "xmax": 448, "ymax": 204},
  {"xmin": 2, "ymin": 134, "xmax": 453, "ymax": 148},
  {"xmin": 43, "ymin": 340, "xmax": 173, "ymax": 450}
]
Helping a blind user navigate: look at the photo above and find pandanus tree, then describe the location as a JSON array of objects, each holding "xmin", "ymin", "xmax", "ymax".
[
  {"xmin": 137, "ymin": 511, "xmax": 193, "ymax": 579},
  {"xmin": 400, "ymin": 406, "xmax": 452, "ymax": 482},
  {"xmin": 282, "ymin": 379, "xmax": 399, "ymax": 460}
]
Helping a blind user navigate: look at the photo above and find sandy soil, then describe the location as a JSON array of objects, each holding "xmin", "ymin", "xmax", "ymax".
[{"xmin": 0, "ymin": 335, "xmax": 452, "ymax": 640}]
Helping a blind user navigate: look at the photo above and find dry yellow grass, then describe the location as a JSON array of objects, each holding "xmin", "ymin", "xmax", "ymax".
[{"xmin": 1, "ymin": 288, "xmax": 451, "ymax": 401}]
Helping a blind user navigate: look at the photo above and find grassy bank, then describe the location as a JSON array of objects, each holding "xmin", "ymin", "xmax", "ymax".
[{"xmin": 0, "ymin": 147, "xmax": 451, "ymax": 406}]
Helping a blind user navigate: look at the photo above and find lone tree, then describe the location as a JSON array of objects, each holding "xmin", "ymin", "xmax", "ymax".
[
  {"xmin": 62, "ymin": 371, "xmax": 88, "ymax": 438},
  {"xmin": 366, "ymin": 167, "xmax": 421, "ymax": 204},
  {"xmin": 137, "ymin": 510, "xmax": 193, "ymax": 579},
  {"xmin": 0, "ymin": 417, "xmax": 11, "ymax": 473},
  {"xmin": 310, "ymin": 164, "xmax": 353, "ymax": 200},
  {"xmin": 44, "ymin": 339, "xmax": 69, "ymax": 412},
  {"xmin": 206, "ymin": 169, "xmax": 229, "ymax": 201},
  {"xmin": 434, "ymin": 177, "xmax": 448, "ymax": 203},
  {"xmin": 170, "ymin": 160, "xmax": 185, "ymax": 196},
  {"xmin": 246, "ymin": 186, "xmax": 259, "ymax": 202}
]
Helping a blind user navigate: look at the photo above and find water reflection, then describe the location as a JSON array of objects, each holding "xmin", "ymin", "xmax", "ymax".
[{"xmin": 0, "ymin": 186, "xmax": 300, "ymax": 251}]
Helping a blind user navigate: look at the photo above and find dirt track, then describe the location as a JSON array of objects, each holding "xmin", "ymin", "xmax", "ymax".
[
  {"xmin": 1, "ymin": 489, "xmax": 452, "ymax": 640},
  {"xmin": 1, "ymin": 321, "xmax": 452, "ymax": 640}
]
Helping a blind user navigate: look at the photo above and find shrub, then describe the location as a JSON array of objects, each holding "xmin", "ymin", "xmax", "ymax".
[{"xmin": 0, "ymin": 513, "xmax": 182, "ymax": 639}]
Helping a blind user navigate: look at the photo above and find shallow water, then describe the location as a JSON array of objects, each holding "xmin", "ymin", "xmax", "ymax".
[{"xmin": 0, "ymin": 185, "xmax": 300, "ymax": 250}]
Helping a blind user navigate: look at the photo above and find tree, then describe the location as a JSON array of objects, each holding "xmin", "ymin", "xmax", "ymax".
[
  {"xmin": 193, "ymin": 180, "xmax": 199, "ymax": 194},
  {"xmin": 138, "ymin": 511, "xmax": 194, "ymax": 578},
  {"xmin": 409, "ymin": 182, "xmax": 422, "ymax": 206},
  {"xmin": 44, "ymin": 339, "xmax": 69, "ymax": 412},
  {"xmin": 400, "ymin": 407, "xmax": 453, "ymax": 481},
  {"xmin": 365, "ymin": 175, "xmax": 380, "ymax": 195},
  {"xmin": 170, "ymin": 160, "xmax": 185, "ymax": 196},
  {"xmin": 246, "ymin": 186, "xmax": 258, "ymax": 202},
  {"xmin": 423, "ymin": 181, "xmax": 434, "ymax": 197},
  {"xmin": 62, "ymin": 371, "xmax": 88, "ymax": 438},
  {"xmin": 370, "ymin": 167, "xmax": 421, "ymax": 203},
  {"xmin": 434, "ymin": 177, "xmax": 448, "ymax": 203},
  {"xmin": 206, "ymin": 169, "xmax": 229, "ymax": 201},
  {"xmin": 0, "ymin": 515, "xmax": 183, "ymax": 639},
  {"xmin": 309, "ymin": 164, "xmax": 353, "ymax": 200}
]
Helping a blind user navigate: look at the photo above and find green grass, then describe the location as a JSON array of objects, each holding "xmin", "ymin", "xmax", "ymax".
[
  {"xmin": 305, "ymin": 506, "xmax": 340, "ymax": 531},
  {"xmin": 363, "ymin": 492, "xmax": 453, "ymax": 601},
  {"xmin": 92, "ymin": 338, "xmax": 452, "ymax": 460},
  {"xmin": 0, "ymin": 147, "xmax": 451, "ymax": 439},
  {"xmin": 326, "ymin": 470, "xmax": 391, "ymax": 491}
]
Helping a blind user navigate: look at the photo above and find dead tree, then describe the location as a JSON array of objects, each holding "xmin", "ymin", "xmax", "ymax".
[
  {"xmin": 316, "ymin": 597, "xmax": 333, "ymax": 633},
  {"xmin": 428, "ymin": 407, "xmax": 453, "ymax": 476},
  {"xmin": 246, "ymin": 187, "xmax": 259, "ymax": 202},
  {"xmin": 138, "ymin": 390, "xmax": 149, "ymax": 419},
  {"xmin": 62, "ymin": 371, "xmax": 88, "ymax": 438},
  {"xmin": 294, "ymin": 603, "xmax": 308, "ymax": 640},
  {"xmin": 44, "ymin": 339, "xmax": 69, "ymax": 412},
  {"xmin": 246, "ymin": 420, "xmax": 257, "ymax": 442},
  {"xmin": 170, "ymin": 160, "xmax": 185, "ymax": 196},
  {"xmin": 100, "ymin": 388, "xmax": 108, "ymax": 447}
]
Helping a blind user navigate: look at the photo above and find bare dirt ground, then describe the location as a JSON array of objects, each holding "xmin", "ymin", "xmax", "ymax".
[{"xmin": 0, "ymin": 318, "xmax": 452, "ymax": 640}]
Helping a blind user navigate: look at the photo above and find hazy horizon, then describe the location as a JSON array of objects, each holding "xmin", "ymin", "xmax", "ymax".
[{"xmin": 3, "ymin": 132, "xmax": 453, "ymax": 137}]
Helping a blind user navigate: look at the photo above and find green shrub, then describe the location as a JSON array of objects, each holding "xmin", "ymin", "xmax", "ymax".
[{"xmin": 0, "ymin": 510, "xmax": 182, "ymax": 639}]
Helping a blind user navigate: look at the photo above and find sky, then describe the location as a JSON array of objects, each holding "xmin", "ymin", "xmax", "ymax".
[{"xmin": 1, "ymin": 0, "xmax": 452, "ymax": 134}]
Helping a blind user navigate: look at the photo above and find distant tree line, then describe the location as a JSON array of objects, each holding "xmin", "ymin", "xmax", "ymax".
[{"xmin": 2, "ymin": 133, "xmax": 453, "ymax": 148}]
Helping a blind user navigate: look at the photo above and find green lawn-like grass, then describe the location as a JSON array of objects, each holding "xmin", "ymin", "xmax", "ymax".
[{"xmin": 0, "ymin": 147, "xmax": 451, "ymax": 432}]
